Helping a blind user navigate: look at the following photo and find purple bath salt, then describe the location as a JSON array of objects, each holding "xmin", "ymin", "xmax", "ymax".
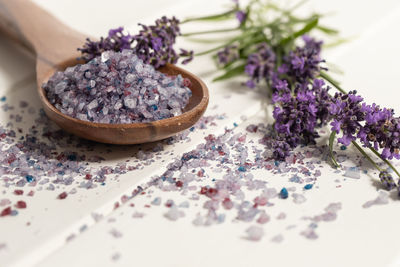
[{"xmin": 43, "ymin": 50, "xmax": 192, "ymax": 124}]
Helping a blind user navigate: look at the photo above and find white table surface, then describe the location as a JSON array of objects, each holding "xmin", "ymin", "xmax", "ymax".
[{"xmin": 1, "ymin": 0, "xmax": 400, "ymax": 266}]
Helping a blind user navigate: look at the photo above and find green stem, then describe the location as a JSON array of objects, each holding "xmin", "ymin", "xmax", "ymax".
[
  {"xmin": 319, "ymin": 71, "xmax": 346, "ymax": 94},
  {"xmin": 182, "ymin": 27, "xmax": 239, "ymax": 37},
  {"xmin": 369, "ymin": 147, "xmax": 400, "ymax": 178},
  {"xmin": 352, "ymin": 141, "xmax": 383, "ymax": 172},
  {"xmin": 194, "ymin": 30, "xmax": 259, "ymax": 56},
  {"xmin": 181, "ymin": 10, "xmax": 236, "ymax": 24}
]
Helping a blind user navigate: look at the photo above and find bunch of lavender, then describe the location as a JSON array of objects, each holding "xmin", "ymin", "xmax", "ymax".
[
  {"xmin": 182, "ymin": 0, "xmax": 400, "ymax": 191},
  {"xmin": 78, "ymin": 17, "xmax": 193, "ymax": 67}
]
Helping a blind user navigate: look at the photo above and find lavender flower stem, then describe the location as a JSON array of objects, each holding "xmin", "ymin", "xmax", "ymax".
[
  {"xmin": 351, "ymin": 141, "xmax": 383, "ymax": 172},
  {"xmin": 319, "ymin": 71, "xmax": 346, "ymax": 94},
  {"xmin": 195, "ymin": 30, "xmax": 258, "ymax": 56},
  {"xmin": 369, "ymin": 147, "xmax": 400, "ymax": 178},
  {"xmin": 182, "ymin": 28, "xmax": 239, "ymax": 37},
  {"xmin": 181, "ymin": 10, "xmax": 236, "ymax": 24}
]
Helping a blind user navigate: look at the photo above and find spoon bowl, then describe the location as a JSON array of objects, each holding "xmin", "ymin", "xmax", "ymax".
[
  {"xmin": 39, "ymin": 60, "xmax": 209, "ymax": 144},
  {"xmin": 0, "ymin": 0, "xmax": 209, "ymax": 144}
]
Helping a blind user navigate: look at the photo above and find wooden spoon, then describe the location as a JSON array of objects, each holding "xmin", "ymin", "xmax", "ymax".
[{"xmin": 0, "ymin": 0, "xmax": 209, "ymax": 144}]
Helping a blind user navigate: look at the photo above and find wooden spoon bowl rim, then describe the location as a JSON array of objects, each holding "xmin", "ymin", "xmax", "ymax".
[{"xmin": 37, "ymin": 59, "xmax": 209, "ymax": 131}]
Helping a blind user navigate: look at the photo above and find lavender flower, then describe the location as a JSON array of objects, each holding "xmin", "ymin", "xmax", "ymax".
[
  {"xmin": 179, "ymin": 49, "xmax": 194, "ymax": 65},
  {"xmin": 78, "ymin": 27, "xmax": 133, "ymax": 62},
  {"xmin": 379, "ymin": 171, "xmax": 397, "ymax": 190},
  {"xmin": 361, "ymin": 106, "xmax": 400, "ymax": 160},
  {"xmin": 329, "ymin": 91, "xmax": 365, "ymax": 146},
  {"xmin": 78, "ymin": 18, "xmax": 193, "ymax": 68},
  {"xmin": 279, "ymin": 36, "xmax": 325, "ymax": 83},
  {"xmin": 271, "ymin": 78, "xmax": 333, "ymax": 160},
  {"xmin": 271, "ymin": 137, "xmax": 292, "ymax": 160},
  {"xmin": 132, "ymin": 16, "xmax": 193, "ymax": 68},
  {"xmin": 329, "ymin": 91, "xmax": 400, "ymax": 160},
  {"xmin": 236, "ymin": 10, "xmax": 246, "ymax": 24},
  {"xmin": 245, "ymin": 43, "xmax": 276, "ymax": 88},
  {"xmin": 217, "ymin": 45, "xmax": 239, "ymax": 66}
]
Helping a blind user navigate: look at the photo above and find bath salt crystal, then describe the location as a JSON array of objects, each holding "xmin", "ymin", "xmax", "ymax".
[
  {"xmin": 246, "ymin": 225, "xmax": 264, "ymax": 241},
  {"xmin": 43, "ymin": 50, "xmax": 192, "ymax": 124},
  {"xmin": 292, "ymin": 193, "xmax": 306, "ymax": 204},
  {"xmin": 343, "ymin": 166, "xmax": 360, "ymax": 179},
  {"xmin": 164, "ymin": 206, "xmax": 185, "ymax": 221}
]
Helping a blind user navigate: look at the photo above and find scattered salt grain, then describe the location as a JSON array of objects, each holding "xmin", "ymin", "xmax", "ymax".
[
  {"xmin": 245, "ymin": 225, "xmax": 264, "ymax": 241},
  {"xmin": 164, "ymin": 206, "xmax": 185, "ymax": 221},
  {"xmin": 343, "ymin": 166, "xmax": 360, "ymax": 179}
]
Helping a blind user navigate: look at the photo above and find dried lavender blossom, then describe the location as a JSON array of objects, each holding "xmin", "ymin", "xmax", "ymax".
[
  {"xmin": 329, "ymin": 91, "xmax": 400, "ymax": 160},
  {"xmin": 245, "ymin": 43, "xmax": 275, "ymax": 88},
  {"xmin": 217, "ymin": 45, "xmax": 239, "ymax": 66},
  {"xmin": 279, "ymin": 36, "xmax": 326, "ymax": 83},
  {"xmin": 78, "ymin": 27, "xmax": 133, "ymax": 62},
  {"xmin": 270, "ymin": 79, "xmax": 332, "ymax": 159},
  {"xmin": 78, "ymin": 17, "xmax": 193, "ymax": 68},
  {"xmin": 43, "ymin": 50, "xmax": 192, "ymax": 124},
  {"xmin": 379, "ymin": 171, "xmax": 396, "ymax": 191}
]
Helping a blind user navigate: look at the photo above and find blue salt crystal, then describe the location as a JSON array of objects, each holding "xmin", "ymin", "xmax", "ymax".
[
  {"xmin": 304, "ymin": 184, "xmax": 313, "ymax": 190},
  {"xmin": 67, "ymin": 154, "xmax": 77, "ymax": 161},
  {"xmin": 0, "ymin": 96, "xmax": 6, "ymax": 102},
  {"xmin": 25, "ymin": 175, "xmax": 35, "ymax": 183},
  {"xmin": 217, "ymin": 214, "xmax": 225, "ymax": 223},
  {"xmin": 279, "ymin": 187, "xmax": 289, "ymax": 199},
  {"xmin": 340, "ymin": 145, "xmax": 347, "ymax": 150},
  {"xmin": 151, "ymin": 197, "xmax": 161, "ymax": 206},
  {"xmin": 238, "ymin": 166, "xmax": 246, "ymax": 172},
  {"xmin": 233, "ymin": 122, "xmax": 238, "ymax": 127}
]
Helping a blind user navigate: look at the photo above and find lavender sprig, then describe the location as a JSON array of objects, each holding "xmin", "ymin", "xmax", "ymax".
[
  {"xmin": 183, "ymin": 0, "xmax": 400, "ymax": 191},
  {"xmin": 78, "ymin": 18, "xmax": 193, "ymax": 67}
]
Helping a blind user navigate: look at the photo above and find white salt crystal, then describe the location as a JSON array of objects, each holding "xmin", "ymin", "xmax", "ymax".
[
  {"xmin": 124, "ymin": 98, "xmax": 137, "ymax": 109},
  {"xmin": 246, "ymin": 225, "xmax": 264, "ymax": 241},
  {"xmin": 54, "ymin": 81, "xmax": 68, "ymax": 94},
  {"xmin": 87, "ymin": 99, "xmax": 98, "ymax": 110},
  {"xmin": 125, "ymin": 73, "xmax": 135, "ymax": 83}
]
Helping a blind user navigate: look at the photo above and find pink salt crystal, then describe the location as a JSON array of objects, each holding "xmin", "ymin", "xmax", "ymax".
[
  {"xmin": 1, "ymin": 207, "xmax": 11, "ymax": 216},
  {"xmin": 121, "ymin": 195, "xmax": 129, "ymax": 203},
  {"xmin": 14, "ymin": 190, "xmax": 23, "ymax": 195},
  {"xmin": 15, "ymin": 201, "xmax": 27, "ymax": 209},
  {"xmin": 0, "ymin": 199, "xmax": 11, "ymax": 207},
  {"xmin": 254, "ymin": 196, "xmax": 268, "ymax": 206},
  {"xmin": 222, "ymin": 198, "xmax": 234, "ymax": 210},
  {"xmin": 58, "ymin": 192, "xmax": 68, "ymax": 199},
  {"xmin": 256, "ymin": 212, "xmax": 270, "ymax": 224}
]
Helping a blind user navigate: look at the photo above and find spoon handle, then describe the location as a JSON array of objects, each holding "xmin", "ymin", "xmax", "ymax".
[
  {"xmin": 0, "ymin": 0, "xmax": 84, "ymax": 55},
  {"xmin": 0, "ymin": 0, "xmax": 86, "ymax": 83}
]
